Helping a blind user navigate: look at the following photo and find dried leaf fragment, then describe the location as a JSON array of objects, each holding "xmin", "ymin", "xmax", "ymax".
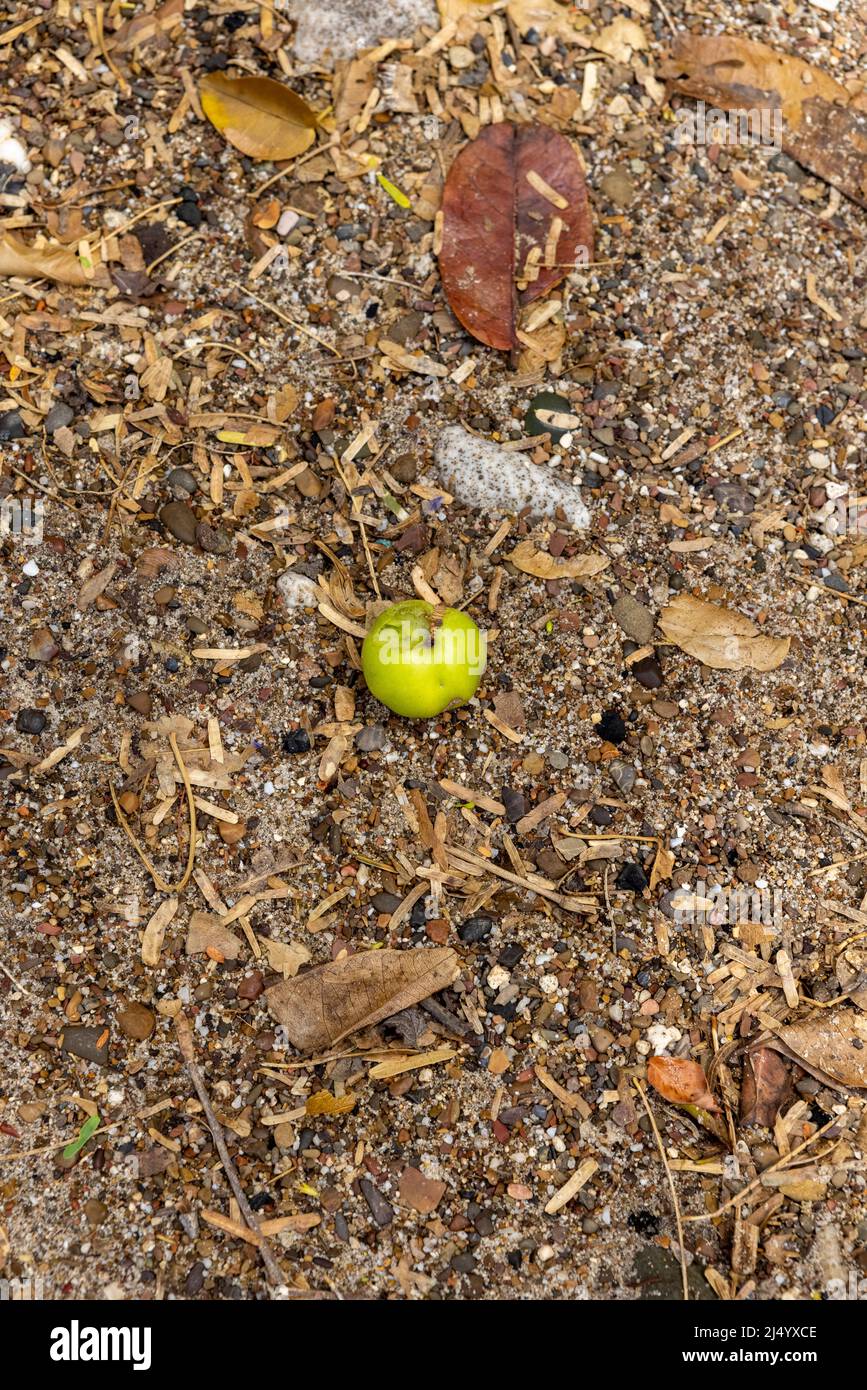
[
  {"xmin": 508, "ymin": 539, "xmax": 608, "ymax": 580},
  {"xmin": 740, "ymin": 1047, "xmax": 792, "ymax": 1127},
  {"xmin": 660, "ymin": 35, "xmax": 867, "ymax": 208},
  {"xmin": 141, "ymin": 896, "xmax": 179, "ymax": 967},
  {"xmin": 659, "ymin": 593, "xmax": 790, "ymax": 671},
  {"xmin": 199, "ymin": 72, "xmax": 317, "ymax": 161},
  {"xmin": 765, "ymin": 1006, "xmax": 867, "ymax": 1090},
  {"xmin": 647, "ymin": 1055, "xmax": 719, "ymax": 1112},
  {"xmin": 0, "ymin": 233, "xmax": 104, "ymax": 287},
  {"xmin": 266, "ymin": 947, "xmax": 460, "ymax": 1053}
]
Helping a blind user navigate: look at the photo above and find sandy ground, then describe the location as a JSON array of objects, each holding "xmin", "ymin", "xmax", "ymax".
[{"xmin": 0, "ymin": 0, "xmax": 866, "ymax": 1301}]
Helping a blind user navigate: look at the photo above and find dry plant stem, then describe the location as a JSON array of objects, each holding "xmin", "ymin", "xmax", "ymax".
[
  {"xmin": 333, "ymin": 455, "xmax": 381, "ymax": 598},
  {"xmin": 634, "ymin": 1079, "xmax": 689, "ymax": 1300},
  {"xmin": 229, "ymin": 280, "xmax": 341, "ymax": 357},
  {"xmin": 0, "ymin": 958, "xmax": 39, "ymax": 1000},
  {"xmin": 109, "ymin": 731, "xmax": 197, "ymax": 893},
  {"xmin": 683, "ymin": 1114, "xmax": 840, "ymax": 1224},
  {"xmin": 173, "ymin": 1011, "xmax": 284, "ymax": 1287}
]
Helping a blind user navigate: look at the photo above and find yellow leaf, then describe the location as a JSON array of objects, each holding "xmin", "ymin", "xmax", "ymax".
[
  {"xmin": 305, "ymin": 1091, "xmax": 356, "ymax": 1116},
  {"xmin": 376, "ymin": 173, "xmax": 410, "ymax": 208},
  {"xmin": 199, "ymin": 72, "xmax": 317, "ymax": 162}
]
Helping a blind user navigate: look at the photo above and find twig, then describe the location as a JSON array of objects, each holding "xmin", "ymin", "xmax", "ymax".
[
  {"xmin": 146, "ymin": 229, "xmax": 202, "ymax": 276},
  {"xmin": 333, "ymin": 454, "xmax": 381, "ymax": 598},
  {"xmin": 604, "ymin": 864, "xmax": 615, "ymax": 955},
  {"xmin": 228, "ymin": 280, "xmax": 341, "ymax": 358},
  {"xmin": 0, "ymin": 958, "xmax": 40, "ymax": 1001},
  {"xmin": 634, "ymin": 1079, "xmax": 689, "ymax": 1301},
  {"xmin": 173, "ymin": 1011, "xmax": 284, "ymax": 1287},
  {"xmin": 683, "ymin": 1114, "xmax": 840, "ymax": 1224},
  {"xmin": 652, "ymin": 0, "xmax": 676, "ymax": 34},
  {"xmin": 109, "ymin": 731, "xmax": 196, "ymax": 893}
]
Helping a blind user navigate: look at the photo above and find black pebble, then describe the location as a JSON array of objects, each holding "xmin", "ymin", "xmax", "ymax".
[
  {"xmin": 598, "ymin": 709, "xmax": 627, "ymax": 743},
  {"xmin": 617, "ymin": 862, "xmax": 648, "ymax": 892},
  {"xmin": 16, "ymin": 708, "xmax": 47, "ymax": 735},
  {"xmin": 501, "ymin": 786, "xmax": 526, "ymax": 822},
  {"xmin": 281, "ymin": 729, "xmax": 311, "ymax": 754},
  {"xmin": 459, "ymin": 916, "xmax": 494, "ymax": 944},
  {"xmin": 498, "ymin": 942, "xmax": 524, "ymax": 968},
  {"xmin": 176, "ymin": 201, "xmax": 202, "ymax": 228}
]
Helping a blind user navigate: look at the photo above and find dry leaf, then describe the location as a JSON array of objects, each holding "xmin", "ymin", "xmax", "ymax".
[
  {"xmin": 765, "ymin": 1006, "xmax": 867, "ymax": 1090},
  {"xmin": 141, "ymin": 896, "xmax": 178, "ymax": 967},
  {"xmin": 740, "ymin": 1047, "xmax": 792, "ymax": 1127},
  {"xmin": 305, "ymin": 1091, "xmax": 356, "ymax": 1116},
  {"xmin": 659, "ymin": 593, "xmax": 790, "ymax": 671},
  {"xmin": 266, "ymin": 947, "xmax": 460, "ymax": 1053},
  {"xmin": 660, "ymin": 35, "xmax": 867, "ymax": 209},
  {"xmin": 0, "ymin": 233, "xmax": 102, "ymax": 287},
  {"xmin": 508, "ymin": 538, "xmax": 608, "ymax": 580},
  {"xmin": 505, "ymin": 0, "xmax": 582, "ymax": 43},
  {"xmin": 836, "ymin": 942, "xmax": 867, "ymax": 1012},
  {"xmin": 647, "ymin": 1055, "xmax": 719, "ymax": 1112},
  {"xmin": 185, "ymin": 911, "xmax": 242, "ymax": 961},
  {"xmin": 199, "ymin": 72, "xmax": 318, "ymax": 162},
  {"xmin": 594, "ymin": 17, "xmax": 648, "ymax": 64},
  {"xmin": 76, "ymin": 562, "xmax": 117, "ymax": 611},
  {"xmin": 649, "ymin": 843, "xmax": 674, "ymax": 891},
  {"xmin": 439, "ymin": 122, "xmax": 593, "ymax": 350}
]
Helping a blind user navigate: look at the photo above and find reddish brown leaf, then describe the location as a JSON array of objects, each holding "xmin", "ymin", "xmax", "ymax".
[
  {"xmin": 740, "ymin": 1047, "xmax": 792, "ymax": 1127},
  {"xmin": 439, "ymin": 123, "xmax": 593, "ymax": 351},
  {"xmin": 647, "ymin": 1055, "xmax": 719, "ymax": 1112}
]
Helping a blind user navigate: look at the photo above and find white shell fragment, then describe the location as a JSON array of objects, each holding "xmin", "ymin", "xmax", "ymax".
[
  {"xmin": 433, "ymin": 425, "xmax": 590, "ymax": 530},
  {"xmin": 0, "ymin": 119, "xmax": 31, "ymax": 175}
]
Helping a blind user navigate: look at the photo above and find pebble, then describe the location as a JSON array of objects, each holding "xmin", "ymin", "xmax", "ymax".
[
  {"xmin": 196, "ymin": 522, "xmax": 230, "ymax": 555},
  {"xmin": 61, "ymin": 1025, "xmax": 110, "ymax": 1066},
  {"xmin": 371, "ymin": 892, "xmax": 402, "ymax": 914},
  {"xmin": 167, "ymin": 466, "xmax": 199, "ymax": 495},
  {"xmin": 277, "ymin": 569, "xmax": 320, "ymax": 609},
  {"xmin": 117, "ymin": 1002, "xmax": 155, "ymax": 1041},
  {"xmin": 27, "ymin": 627, "xmax": 59, "ymax": 662},
  {"xmin": 84, "ymin": 1199, "xmax": 108, "ymax": 1228},
  {"xmin": 600, "ymin": 167, "xmax": 636, "ymax": 207},
  {"xmin": 176, "ymin": 201, "xmax": 202, "ymax": 228},
  {"xmin": 44, "ymin": 402, "xmax": 74, "ymax": 433},
  {"xmin": 126, "ymin": 692, "xmax": 152, "ymax": 716},
  {"xmin": 160, "ymin": 500, "xmax": 198, "ymax": 545},
  {"xmin": 460, "ymin": 916, "xmax": 494, "ymax": 943},
  {"xmin": 632, "ymin": 655, "xmax": 664, "ymax": 689},
  {"xmin": 612, "ymin": 593, "xmax": 655, "ymax": 645},
  {"xmin": 713, "ymin": 481, "xmax": 754, "ymax": 514},
  {"xmin": 0, "ymin": 409, "xmax": 25, "ymax": 440},
  {"xmin": 281, "ymin": 729, "xmax": 311, "ymax": 754},
  {"xmin": 359, "ymin": 1177, "xmax": 394, "ymax": 1227},
  {"xmin": 16, "ymin": 708, "xmax": 47, "ymax": 735},
  {"xmin": 609, "ymin": 760, "xmax": 636, "ymax": 794},
  {"xmin": 617, "ymin": 861, "xmax": 648, "ymax": 891},
  {"xmin": 501, "ymin": 786, "xmax": 526, "ymax": 822},
  {"xmin": 356, "ymin": 725, "xmax": 389, "ymax": 752},
  {"xmin": 524, "ymin": 390, "xmax": 580, "ymax": 444},
  {"xmin": 399, "ymin": 1166, "xmax": 446, "ymax": 1213},
  {"xmin": 597, "ymin": 709, "xmax": 627, "ymax": 744}
]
